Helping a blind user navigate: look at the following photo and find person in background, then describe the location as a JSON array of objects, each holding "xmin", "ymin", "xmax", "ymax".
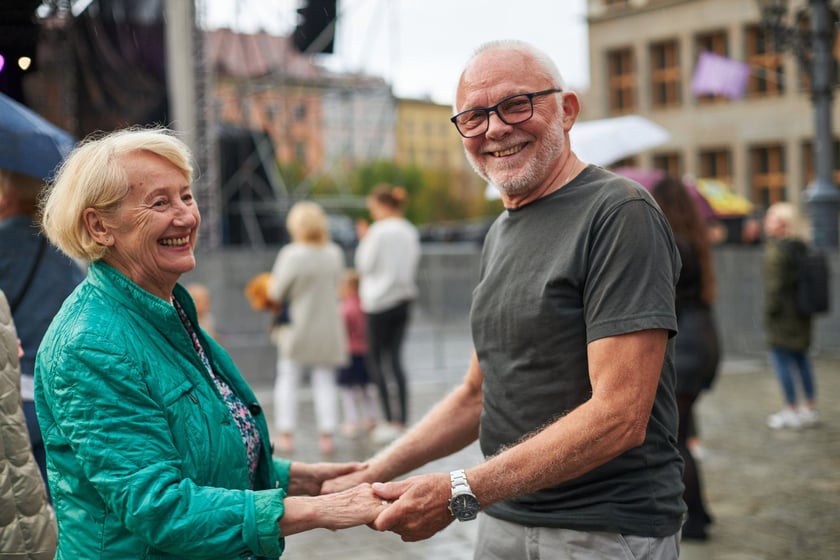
[
  {"xmin": 652, "ymin": 176, "xmax": 720, "ymax": 541},
  {"xmin": 0, "ymin": 167, "xmax": 85, "ymax": 499},
  {"xmin": 0, "ymin": 289, "xmax": 57, "ymax": 558},
  {"xmin": 324, "ymin": 40, "xmax": 684, "ymax": 559},
  {"xmin": 762, "ymin": 202, "xmax": 819, "ymax": 430},
  {"xmin": 268, "ymin": 200, "xmax": 347, "ymax": 456},
  {"xmin": 35, "ymin": 127, "xmax": 385, "ymax": 559},
  {"xmin": 337, "ymin": 269, "xmax": 379, "ymax": 438},
  {"xmin": 185, "ymin": 282, "xmax": 217, "ymax": 339},
  {"xmin": 354, "ymin": 184, "xmax": 420, "ymax": 445}
]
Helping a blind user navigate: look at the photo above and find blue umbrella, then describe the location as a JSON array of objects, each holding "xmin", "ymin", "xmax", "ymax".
[{"xmin": 0, "ymin": 92, "xmax": 76, "ymax": 181}]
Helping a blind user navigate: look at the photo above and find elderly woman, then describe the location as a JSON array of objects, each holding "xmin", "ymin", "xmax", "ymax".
[{"xmin": 35, "ymin": 127, "xmax": 384, "ymax": 559}]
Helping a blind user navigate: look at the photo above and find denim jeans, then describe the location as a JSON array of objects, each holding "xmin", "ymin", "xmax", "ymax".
[{"xmin": 769, "ymin": 347, "xmax": 816, "ymax": 406}]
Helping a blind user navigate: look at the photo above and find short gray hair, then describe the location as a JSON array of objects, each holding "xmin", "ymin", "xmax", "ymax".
[{"xmin": 453, "ymin": 40, "xmax": 567, "ymax": 112}]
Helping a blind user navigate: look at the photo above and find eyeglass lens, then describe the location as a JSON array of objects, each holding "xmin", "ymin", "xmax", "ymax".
[{"xmin": 454, "ymin": 94, "xmax": 534, "ymax": 137}]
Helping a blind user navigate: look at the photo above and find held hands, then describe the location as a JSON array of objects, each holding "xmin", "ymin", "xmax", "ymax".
[
  {"xmin": 280, "ymin": 483, "xmax": 388, "ymax": 536},
  {"xmin": 369, "ymin": 473, "xmax": 454, "ymax": 542},
  {"xmin": 288, "ymin": 461, "xmax": 368, "ymax": 496},
  {"xmin": 318, "ymin": 483, "xmax": 390, "ymax": 530},
  {"xmin": 320, "ymin": 462, "xmax": 378, "ymax": 494}
]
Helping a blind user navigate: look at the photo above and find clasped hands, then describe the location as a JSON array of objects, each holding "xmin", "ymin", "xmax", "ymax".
[{"xmin": 322, "ymin": 466, "xmax": 455, "ymax": 542}]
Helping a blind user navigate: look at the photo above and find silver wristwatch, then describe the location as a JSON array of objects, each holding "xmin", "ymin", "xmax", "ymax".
[{"xmin": 448, "ymin": 469, "xmax": 480, "ymax": 521}]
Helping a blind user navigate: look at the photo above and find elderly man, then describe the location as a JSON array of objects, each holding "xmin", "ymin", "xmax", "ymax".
[{"xmin": 324, "ymin": 40, "xmax": 685, "ymax": 559}]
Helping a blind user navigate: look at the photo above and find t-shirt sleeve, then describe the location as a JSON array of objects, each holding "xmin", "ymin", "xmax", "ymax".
[{"xmin": 584, "ymin": 198, "xmax": 680, "ymax": 342}]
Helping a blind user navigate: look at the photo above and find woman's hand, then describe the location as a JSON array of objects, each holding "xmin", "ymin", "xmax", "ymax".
[
  {"xmin": 280, "ymin": 483, "xmax": 389, "ymax": 535},
  {"xmin": 320, "ymin": 463, "xmax": 378, "ymax": 494},
  {"xmin": 288, "ymin": 461, "xmax": 368, "ymax": 496}
]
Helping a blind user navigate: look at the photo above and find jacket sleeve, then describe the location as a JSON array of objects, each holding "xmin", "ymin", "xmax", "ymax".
[
  {"xmin": 353, "ymin": 225, "xmax": 379, "ymax": 275},
  {"xmin": 268, "ymin": 248, "xmax": 294, "ymax": 303},
  {"xmin": 0, "ymin": 292, "xmax": 57, "ymax": 558},
  {"xmin": 273, "ymin": 457, "xmax": 292, "ymax": 490},
  {"xmin": 39, "ymin": 335, "xmax": 287, "ymax": 558}
]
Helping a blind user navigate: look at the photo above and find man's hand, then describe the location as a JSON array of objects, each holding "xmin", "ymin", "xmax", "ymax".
[
  {"xmin": 370, "ymin": 473, "xmax": 454, "ymax": 542},
  {"xmin": 288, "ymin": 461, "xmax": 368, "ymax": 496}
]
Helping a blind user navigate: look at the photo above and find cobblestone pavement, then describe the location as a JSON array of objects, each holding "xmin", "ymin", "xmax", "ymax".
[{"xmin": 252, "ymin": 321, "xmax": 840, "ymax": 560}]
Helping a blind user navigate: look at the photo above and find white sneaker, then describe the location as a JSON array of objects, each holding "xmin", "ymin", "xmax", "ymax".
[
  {"xmin": 767, "ymin": 408, "xmax": 802, "ymax": 430},
  {"xmin": 798, "ymin": 407, "xmax": 820, "ymax": 427}
]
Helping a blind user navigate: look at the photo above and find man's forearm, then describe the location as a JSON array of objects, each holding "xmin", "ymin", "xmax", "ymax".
[{"xmin": 370, "ymin": 379, "xmax": 482, "ymax": 481}]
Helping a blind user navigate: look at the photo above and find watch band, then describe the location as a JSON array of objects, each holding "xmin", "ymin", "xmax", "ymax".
[{"xmin": 450, "ymin": 468, "xmax": 472, "ymax": 494}]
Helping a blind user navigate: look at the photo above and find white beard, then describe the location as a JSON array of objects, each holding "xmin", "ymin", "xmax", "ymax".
[{"xmin": 466, "ymin": 119, "xmax": 566, "ymax": 199}]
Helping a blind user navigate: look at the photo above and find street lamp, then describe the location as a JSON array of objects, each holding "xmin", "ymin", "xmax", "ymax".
[{"xmin": 756, "ymin": 0, "xmax": 839, "ymax": 249}]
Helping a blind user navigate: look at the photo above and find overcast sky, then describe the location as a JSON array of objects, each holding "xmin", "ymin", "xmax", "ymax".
[{"xmin": 202, "ymin": 0, "xmax": 589, "ymax": 105}]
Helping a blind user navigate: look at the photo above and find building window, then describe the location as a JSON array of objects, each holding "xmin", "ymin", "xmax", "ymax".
[
  {"xmin": 749, "ymin": 144, "xmax": 786, "ymax": 207},
  {"xmin": 801, "ymin": 140, "xmax": 840, "ymax": 186},
  {"xmin": 694, "ymin": 30, "xmax": 729, "ymax": 103},
  {"xmin": 607, "ymin": 47, "xmax": 636, "ymax": 114},
  {"xmin": 652, "ymin": 152, "xmax": 683, "ymax": 177},
  {"xmin": 293, "ymin": 103, "xmax": 307, "ymax": 121},
  {"xmin": 745, "ymin": 24, "xmax": 785, "ymax": 97},
  {"xmin": 650, "ymin": 40, "xmax": 681, "ymax": 108},
  {"xmin": 698, "ymin": 148, "xmax": 733, "ymax": 184}
]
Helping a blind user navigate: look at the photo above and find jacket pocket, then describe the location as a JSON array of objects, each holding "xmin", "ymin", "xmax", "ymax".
[{"xmin": 161, "ymin": 379, "xmax": 196, "ymax": 406}]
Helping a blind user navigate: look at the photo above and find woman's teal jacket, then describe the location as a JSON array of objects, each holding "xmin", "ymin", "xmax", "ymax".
[{"xmin": 35, "ymin": 262, "xmax": 292, "ymax": 559}]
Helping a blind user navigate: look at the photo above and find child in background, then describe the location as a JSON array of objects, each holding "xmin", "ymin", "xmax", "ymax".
[{"xmin": 337, "ymin": 270, "xmax": 378, "ymax": 438}]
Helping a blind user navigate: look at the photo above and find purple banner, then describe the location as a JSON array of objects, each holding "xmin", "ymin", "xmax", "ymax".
[{"xmin": 691, "ymin": 51, "xmax": 751, "ymax": 100}]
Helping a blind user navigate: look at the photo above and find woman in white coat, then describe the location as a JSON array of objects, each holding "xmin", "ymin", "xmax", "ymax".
[{"xmin": 268, "ymin": 201, "xmax": 347, "ymax": 455}]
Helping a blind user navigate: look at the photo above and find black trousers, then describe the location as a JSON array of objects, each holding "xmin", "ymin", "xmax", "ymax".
[{"xmin": 365, "ymin": 301, "xmax": 411, "ymax": 424}]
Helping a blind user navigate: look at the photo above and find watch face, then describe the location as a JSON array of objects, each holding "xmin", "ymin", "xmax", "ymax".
[{"xmin": 450, "ymin": 493, "xmax": 480, "ymax": 520}]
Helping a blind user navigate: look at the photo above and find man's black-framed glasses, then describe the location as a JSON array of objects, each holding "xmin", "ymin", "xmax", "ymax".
[{"xmin": 450, "ymin": 88, "xmax": 563, "ymax": 138}]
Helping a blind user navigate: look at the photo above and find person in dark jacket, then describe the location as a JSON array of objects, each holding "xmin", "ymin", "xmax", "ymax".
[
  {"xmin": 762, "ymin": 202, "xmax": 819, "ymax": 430},
  {"xmin": 35, "ymin": 127, "xmax": 385, "ymax": 559},
  {"xmin": 652, "ymin": 176, "xmax": 720, "ymax": 541},
  {"xmin": 0, "ymin": 167, "xmax": 85, "ymax": 497}
]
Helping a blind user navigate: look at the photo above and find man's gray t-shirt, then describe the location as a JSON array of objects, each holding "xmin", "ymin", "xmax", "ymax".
[{"xmin": 471, "ymin": 165, "xmax": 684, "ymax": 537}]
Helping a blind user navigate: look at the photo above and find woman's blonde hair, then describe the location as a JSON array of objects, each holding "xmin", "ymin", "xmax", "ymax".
[
  {"xmin": 767, "ymin": 201, "xmax": 808, "ymax": 240},
  {"xmin": 40, "ymin": 126, "xmax": 193, "ymax": 261},
  {"xmin": 286, "ymin": 200, "xmax": 330, "ymax": 245}
]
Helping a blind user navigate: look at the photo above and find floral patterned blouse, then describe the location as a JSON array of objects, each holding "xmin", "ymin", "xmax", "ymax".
[{"xmin": 173, "ymin": 297, "xmax": 262, "ymax": 489}]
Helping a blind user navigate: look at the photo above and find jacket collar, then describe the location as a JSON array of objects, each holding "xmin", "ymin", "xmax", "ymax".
[{"xmin": 86, "ymin": 261, "xmax": 200, "ymax": 356}]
